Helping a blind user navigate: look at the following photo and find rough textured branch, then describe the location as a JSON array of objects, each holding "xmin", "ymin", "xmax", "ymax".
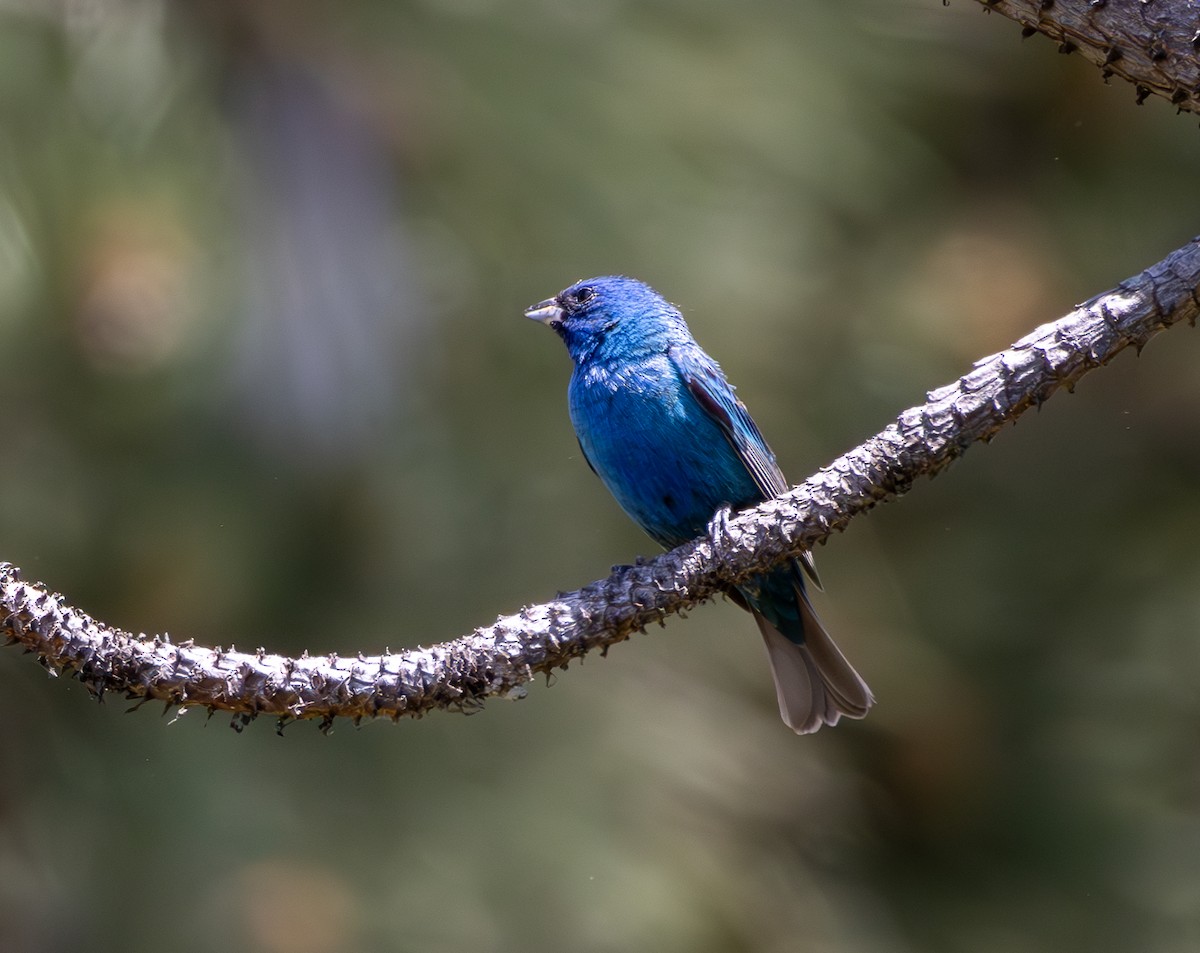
[
  {"xmin": 974, "ymin": 0, "xmax": 1200, "ymax": 113},
  {"xmin": 4, "ymin": 237, "xmax": 1199, "ymax": 729}
]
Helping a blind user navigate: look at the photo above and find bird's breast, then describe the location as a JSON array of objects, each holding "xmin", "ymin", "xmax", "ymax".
[{"xmin": 568, "ymin": 356, "xmax": 761, "ymax": 547}]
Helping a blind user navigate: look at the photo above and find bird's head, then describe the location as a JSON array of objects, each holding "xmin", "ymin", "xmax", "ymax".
[{"xmin": 525, "ymin": 275, "xmax": 684, "ymax": 363}]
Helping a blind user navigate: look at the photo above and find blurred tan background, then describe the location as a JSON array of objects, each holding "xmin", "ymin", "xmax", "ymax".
[{"xmin": 2, "ymin": 2, "xmax": 1200, "ymax": 951}]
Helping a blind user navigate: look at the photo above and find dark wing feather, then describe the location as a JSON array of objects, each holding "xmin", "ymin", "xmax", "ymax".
[
  {"xmin": 678, "ymin": 356, "xmax": 787, "ymax": 498},
  {"xmin": 672, "ymin": 346, "xmax": 822, "ymax": 588}
]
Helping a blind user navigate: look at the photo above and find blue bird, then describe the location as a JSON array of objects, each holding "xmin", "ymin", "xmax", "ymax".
[{"xmin": 526, "ymin": 275, "xmax": 873, "ymax": 733}]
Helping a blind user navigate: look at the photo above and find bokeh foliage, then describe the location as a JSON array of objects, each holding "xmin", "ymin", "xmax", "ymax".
[{"xmin": 2, "ymin": 2, "xmax": 1200, "ymax": 951}]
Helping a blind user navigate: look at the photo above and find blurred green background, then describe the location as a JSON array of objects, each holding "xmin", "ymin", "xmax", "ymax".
[{"xmin": 2, "ymin": 2, "xmax": 1200, "ymax": 951}]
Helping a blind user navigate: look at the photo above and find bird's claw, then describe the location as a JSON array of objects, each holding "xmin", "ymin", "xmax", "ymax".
[{"xmin": 706, "ymin": 504, "xmax": 735, "ymax": 549}]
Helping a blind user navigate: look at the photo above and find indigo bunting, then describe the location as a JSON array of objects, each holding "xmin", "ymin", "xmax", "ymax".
[{"xmin": 526, "ymin": 276, "xmax": 873, "ymax": 733}]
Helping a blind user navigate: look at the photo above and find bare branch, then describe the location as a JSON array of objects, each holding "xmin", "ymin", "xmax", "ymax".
[
  {"xmin": 974, "ymin": 0, "xmax": 1200, "ymax": 113},
  {"xmin": 4, "ymin": 237, "xmax": 1199, "ymax": 729}
]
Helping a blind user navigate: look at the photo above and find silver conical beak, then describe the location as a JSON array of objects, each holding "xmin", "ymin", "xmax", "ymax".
[{"xmin": 524, "ymin": 298, "xmax": 564, "ymax": 325}]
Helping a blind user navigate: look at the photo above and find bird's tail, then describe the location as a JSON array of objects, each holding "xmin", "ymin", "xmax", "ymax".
[{"xmin": 754, "ymin": 593, "xmax": 873, "ymax": 734}]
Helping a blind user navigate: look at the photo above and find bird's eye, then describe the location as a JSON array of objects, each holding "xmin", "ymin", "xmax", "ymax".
[{"xmin": 572, "ymin": 287, "xmax": 595, "ymax": 306}]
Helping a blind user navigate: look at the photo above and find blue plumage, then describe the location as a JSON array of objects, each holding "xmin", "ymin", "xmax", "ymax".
[{"xmin": 526, "ymin": 276, "xmax": 873, "ymax": 733}]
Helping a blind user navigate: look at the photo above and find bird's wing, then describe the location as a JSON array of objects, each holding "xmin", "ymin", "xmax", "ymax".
[
  {"xmin": 672, "ymin": 345, "xmax": 822, "ymax": 588},
  {"xmin": 672, "ymin": 345, "xmax": 787, "ymax": 498}
]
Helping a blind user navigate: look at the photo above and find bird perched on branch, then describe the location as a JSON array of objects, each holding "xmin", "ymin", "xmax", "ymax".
[{"xmin": 526, "ymin": 276, "xmax": 873, "ymax": 733}]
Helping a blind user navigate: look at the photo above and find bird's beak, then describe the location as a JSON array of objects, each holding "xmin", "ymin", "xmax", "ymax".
[{"xmin": 524, "ymin": 297, "xmax": 564, "ymax": 326}]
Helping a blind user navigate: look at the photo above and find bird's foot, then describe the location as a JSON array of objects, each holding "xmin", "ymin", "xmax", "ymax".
[{"xmin": 706, "ymin": 504, "xmax": 735, "ymax": 550}]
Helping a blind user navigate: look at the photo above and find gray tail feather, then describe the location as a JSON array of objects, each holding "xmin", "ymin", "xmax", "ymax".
[{"xmin": 754, "ymin": 595, "xmax": 873, "ymax": 734}]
